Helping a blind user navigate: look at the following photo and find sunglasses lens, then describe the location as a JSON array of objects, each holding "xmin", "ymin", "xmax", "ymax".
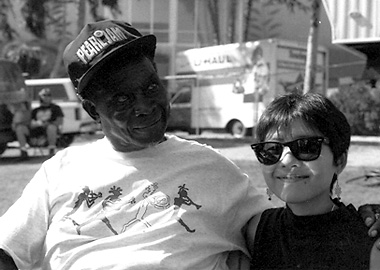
[
  {"xmin": 292, "ymin": 138, "xmax": 323, "ymax": 161},
  {"xmin": 253, "ymin": 142, "xmax": 283, "ymax": 165},
  {"xmin": 251, "ymin": 137, "xmax": 325, "ymax": 165}
]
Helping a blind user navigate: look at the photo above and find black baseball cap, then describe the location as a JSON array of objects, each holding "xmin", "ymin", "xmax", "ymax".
[{"xmin": 63, "ymin": 20, "xmax": 156, "ymax": 94}]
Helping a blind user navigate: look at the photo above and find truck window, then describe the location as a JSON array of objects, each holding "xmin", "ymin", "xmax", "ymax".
[
  {"xmin": 29, "ymin": 84, "xmax": 68, "ymax": 101},
  {"xmin": 172, "ymin": 87, "xmax": 191, "ymax": 104}
]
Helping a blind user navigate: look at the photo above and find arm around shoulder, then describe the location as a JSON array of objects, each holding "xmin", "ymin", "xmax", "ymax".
[
  {"xmin": 0, "ymin": 249, "xmax": 17, "ymax": 270},
  {"xmin": 370, "ymin": 240, "xmax": 380, "ymax": 270},
  {"xmin": 245, "ymin": 212, "xmax": 263, "ymax": 255}
]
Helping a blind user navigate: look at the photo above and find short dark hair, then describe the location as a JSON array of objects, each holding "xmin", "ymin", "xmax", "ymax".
[{"xmin": 255, "ymin": 92, "xmax": 351, "ymax": 165}]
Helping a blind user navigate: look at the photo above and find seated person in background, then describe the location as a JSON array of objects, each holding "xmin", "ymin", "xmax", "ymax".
[
  {"xmin": 13, "ymin": 88, "xmax": 64, "ymax": 159},
  {"xmin": 247, "ymin": 92, "xmax": 380, "ymax": 270},
  {"xmin": 8, "ymin": 101, "xmax": 31, "ymax": 158}
]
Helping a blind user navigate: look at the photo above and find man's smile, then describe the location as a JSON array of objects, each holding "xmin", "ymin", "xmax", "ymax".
[{"xmin": 133, "ymin": 115, "xmax": 162, "ymax": 130}]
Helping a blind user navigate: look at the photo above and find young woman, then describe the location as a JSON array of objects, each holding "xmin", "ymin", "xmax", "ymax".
[{"xmin": 247, "ymin": 93, "xmax": 380, "ymax": 270}]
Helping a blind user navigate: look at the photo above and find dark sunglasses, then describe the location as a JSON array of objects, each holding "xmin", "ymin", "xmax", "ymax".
[{"xmin": 251, "ymin": 137, "xmax": 328, "ymax": 165}]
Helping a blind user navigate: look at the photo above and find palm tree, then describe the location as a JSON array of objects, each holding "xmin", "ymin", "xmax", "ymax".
[
  {"xmin": 208, "ymin": 0, "xmax": 319, "ymax": 93},
  {"xmin": 303, "ymin": 0, "xmax": 321, "ymax": 94},
  {"xmin": 0, "ymin": 0, "xmax": 17, "ymax": 41},
  {"xmin": 0, "ymin": 0, "xmax": 121, "ymax": 78}
]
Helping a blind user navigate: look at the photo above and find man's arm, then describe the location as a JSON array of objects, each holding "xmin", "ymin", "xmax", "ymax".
[
  {"xmin": 0, "ymin": 249, "xmax": 17, "ymax": 270},
  {"xmin": 370, "ymin": 240, "xmax": 380, "ymax": 270},
  {"xmin": 53, "ymin": 116, "xmax": 63, "ymax": 127}
]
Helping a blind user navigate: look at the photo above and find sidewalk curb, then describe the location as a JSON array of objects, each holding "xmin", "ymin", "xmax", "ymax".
[{"xmin": 351, "ymin": 136, "xmax": 380, "ymax": 145}]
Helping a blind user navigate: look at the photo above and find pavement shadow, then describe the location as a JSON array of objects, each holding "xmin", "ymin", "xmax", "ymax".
[{"xmin": 0, "ymin": 155, "xmax": 49, "ymax": 165}]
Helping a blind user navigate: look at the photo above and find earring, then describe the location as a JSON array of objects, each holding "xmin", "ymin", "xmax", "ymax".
[
  {"xmin": 266, "ymin": 188, "xmax": 273, "ymax": 201},
  {"xmin": 334, "ymin": 180, "xmax": 342, "ymax": 201}
]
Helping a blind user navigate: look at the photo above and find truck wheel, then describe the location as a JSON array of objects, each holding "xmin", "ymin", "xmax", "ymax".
[
  {"xmin": 188, "ymin": 128, "xmax": 202, "ymax": 135},
  {"xmin": 228, "ymin": 120, "xmax": 246, "ymax": 138},
  {"xmin": 0, "ymin": 143, "xmax": 7, "ymax": 155}
]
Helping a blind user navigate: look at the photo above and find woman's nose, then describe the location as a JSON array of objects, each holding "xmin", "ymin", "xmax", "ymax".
[{"xmin": 279, "ymin": 146, "xmax": 300, "ymax": 167}]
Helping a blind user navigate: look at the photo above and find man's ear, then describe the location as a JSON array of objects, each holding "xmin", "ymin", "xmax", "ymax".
[
  {"xmin": 336, "ymin": 152, "xmax": 347, "ymax": 175},
  {"xmin": 82, "ymin": 99, "xmax": 100, "ymax": 122}
]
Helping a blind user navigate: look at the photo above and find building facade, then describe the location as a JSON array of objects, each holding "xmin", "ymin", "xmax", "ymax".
[
  {"xmin": 97, "ymin": 0, "xmax": 370, "ymax": 89},
  {"xmin": 4, "ymin": 0, "xmax": 374, "ymax": 89}
]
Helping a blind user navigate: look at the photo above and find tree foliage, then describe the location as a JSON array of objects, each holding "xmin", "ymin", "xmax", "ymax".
[
  {"xmin": 329, "ymin": 83, "xmax": 380, "ymax": 135},
  {"xmin": 207, "ymin": 0, "xmax": 313, "ymax": 44},
  {"xmin": 0, "ymin": 0, "xmax": 17, "ymax": 41},
  {"xmin": 22, "ymin": 0, "xmax": 48, "ymax": 38},
  {"xmin": 244, "ymin": 0, "xmax": 282, "ymax": 41},
  {"xmin": 0, "ymin": 0, "xmax": 121, "ymax": 78}
]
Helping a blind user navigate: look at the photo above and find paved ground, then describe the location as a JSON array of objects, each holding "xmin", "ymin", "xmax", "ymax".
[
  {"xmin": 1, "ymin": 131, "xmax": 379, "ymax": 211},
  {"xmin": 3, "ymin": 132, "xmax": 380, "ymax": 167}
]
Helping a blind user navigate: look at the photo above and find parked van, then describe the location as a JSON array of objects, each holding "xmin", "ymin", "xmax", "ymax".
[{"xmin": 167, "ymin": 39, "xmax": 328, "ymax": 138}]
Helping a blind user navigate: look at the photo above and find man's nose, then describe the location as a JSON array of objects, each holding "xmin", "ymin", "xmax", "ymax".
[{"xmin": 133, "ymin": 96, "xmax": 154, "ymax": 116}]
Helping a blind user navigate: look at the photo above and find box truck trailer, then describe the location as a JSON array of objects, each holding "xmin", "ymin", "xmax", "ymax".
[{"xmin": 166, "ymin": 38, "xmax": 328, "ymax": 137}]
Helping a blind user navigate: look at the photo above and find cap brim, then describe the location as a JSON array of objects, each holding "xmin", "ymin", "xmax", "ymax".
[{"xmin": 77, "ymin": 34, "xmax": 156, "ymax": 94}]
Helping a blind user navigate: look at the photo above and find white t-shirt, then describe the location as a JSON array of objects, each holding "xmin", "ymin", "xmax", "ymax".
[{"xmin": 0, "ymin": 135, "xmax": 270, "ymax": 270}]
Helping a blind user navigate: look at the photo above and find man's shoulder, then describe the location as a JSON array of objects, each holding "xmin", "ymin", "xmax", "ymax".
[
  {"xmin": 166, "ymin": 134, "xmax": 222, "ymax": 156},
  {"xmin": 54, "ymin": 138, "xmax": 108, "ymax": 159},
  {"xmin": 50, "ymin": 103, "xmax": 63, "ymax": 110}
]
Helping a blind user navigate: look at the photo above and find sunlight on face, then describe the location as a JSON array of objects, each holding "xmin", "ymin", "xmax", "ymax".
[{"xmin": 261, "ymin": 119, "xmax": 339, "ymax": 214}]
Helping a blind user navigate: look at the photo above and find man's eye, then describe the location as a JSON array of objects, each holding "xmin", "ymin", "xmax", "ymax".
[
  {"xmin": 116, "ymin": 95, "xmax": 132, "ymax": 103},
  {"xmin": 113, "ymin": 95, "xmax": 134, "ymax": 109},
  {"xmin": 145, "ymin": 83, "xmax": 159, "ymax": 95}
]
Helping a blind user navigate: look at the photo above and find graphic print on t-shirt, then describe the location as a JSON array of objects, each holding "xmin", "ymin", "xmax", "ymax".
[
  {"xmin": 63, "ymin": 182, "xmax": 202, "ymax": 237},
  {"xmin": 172, "ymin": 184, "xmax": 202, "ymax": 233},
  {"xmin": 35, "ymin": 108, "xmax": 53, "ymax": 123}
]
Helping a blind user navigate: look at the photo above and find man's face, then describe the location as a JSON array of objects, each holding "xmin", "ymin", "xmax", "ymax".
[
  {"xmin": 40, "ymin": 93, "xmax": 52, "ymax": 104},
  {"xmin": 88, "ymin": 57, "xmax": 170, "ymax": 152}
]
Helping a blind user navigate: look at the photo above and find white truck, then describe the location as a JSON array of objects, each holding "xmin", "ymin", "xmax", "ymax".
[
  {"xmin": 166, "ymin": 38, "xmax": 328, "ymax": 137},
  {"xmin": 25, "ymin": 78, "xmax": 99, "ymax": 138},
  {"xmin": 0, "ymin": 77, "xmax": 99, "ymax": 156}
]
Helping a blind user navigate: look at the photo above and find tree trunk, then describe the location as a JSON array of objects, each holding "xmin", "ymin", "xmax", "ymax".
[
  {"xmin": 303, "ymin": 0, "xmax": 321, "ymax": 94},
  {"xmin": 77, "ymin": 0, "xmax": 86, "ymax": 34},
  {"xmin": 49, "ymin": 40, "xmax": 67, "ymax": 78},
  {"xmin": 208, "ymin": 0, "xmax": 220, "ymax": 44},
  {"xmin": 244, "ymin": 0, "xmax": 254, "ymax": 42},
  {"xmin": 49, "ymin": 1, "xmax": 69, "ymax": 78}
]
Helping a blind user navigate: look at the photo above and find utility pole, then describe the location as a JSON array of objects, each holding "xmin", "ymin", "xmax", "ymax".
[{"xmin": 303, "ymin": 0, "xmax": 321, "ymax": 93}]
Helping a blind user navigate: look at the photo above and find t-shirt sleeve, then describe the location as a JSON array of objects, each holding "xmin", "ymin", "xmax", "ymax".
[
  {"xmin": 0, "ymin": 164, "xmax": 51, "ymax": 269},
  {"xmin": 54, "ymin": 104, "xmax": 64, "ymax": 118},
  {"xmin": 221, "ymin": 163, "xmax": 272, "ymax": 256},
  {"xmin": 31, "ymin": 107, "xmax": 38, "ymax": 120}
]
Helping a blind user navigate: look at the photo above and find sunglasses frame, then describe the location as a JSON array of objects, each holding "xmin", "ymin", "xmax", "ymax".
[{"xmin": 251, "ymin": 136, "xmax": 328, "ymax": 165}]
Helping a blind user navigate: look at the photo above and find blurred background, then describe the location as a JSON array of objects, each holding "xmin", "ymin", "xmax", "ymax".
[{"xmin": 0, "ymin": 0, "xmax": 379, "ymax": 139}]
